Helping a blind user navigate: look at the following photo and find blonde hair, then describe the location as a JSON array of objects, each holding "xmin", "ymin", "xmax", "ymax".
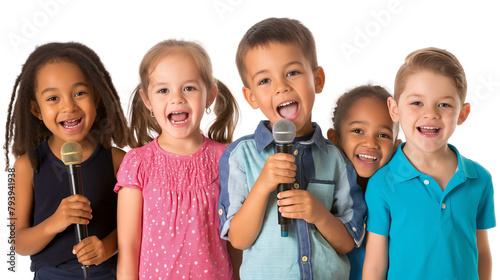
[
  {"xmin": 394, "ymin": 47, "xmax": 467, "ymax": 103},
  {"xmin": 129, "ymin": 39, "xmax": 239, "ymax": 147}
]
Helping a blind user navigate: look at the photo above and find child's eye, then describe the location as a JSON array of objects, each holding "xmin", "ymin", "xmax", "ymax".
[
  {"xmin": 410, "ymin": 101, "xmax": 423, "ymax": 106},
  {"xmin": 351, "ymin": 129, "xmax": 363, "ymax": 134},
  {"xmin": 47, "ymin": 96, "xmax": 58, "ymax": 102},
  {"xmin": 184, "ymin": 86, "xmax": 196, "ymax": 92},
  {"xmin": 158, "ymin": 88, "xmax": 169, "ymax": 94},
  {"xmin": 74, "ymin": 91, "xmax": 86, "ymax": 97},
  {"xmin": 258, "ymin": 78, "xmax": 271, "ymax": 85},
  {"xmin": 286, "ymin": 70, "xmax": 300, "ymax": 77},
  {"xmin": 438, "ymin": 103, "xmax": 451, "ymax": 108},
  {"xmin": 378, "ymin": 133, "xmax": 392, "ymax": 139}
]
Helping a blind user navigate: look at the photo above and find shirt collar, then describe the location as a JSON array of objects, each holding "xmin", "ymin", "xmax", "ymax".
[
  {"xmin": 389, "ymin": 143, "xmax": 478, "ymax": 183},
  {"xmin": 254, "ymin": 120, "xmax": 328, "ymax": 154}
]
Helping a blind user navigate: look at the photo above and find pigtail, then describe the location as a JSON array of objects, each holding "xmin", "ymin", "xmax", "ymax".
[
  {"xmin": 207, "ymin": 79, "xmax": 239, "ymax": 144},
  {"xmin": 128, "ymin": 85, "xmax": 161, "ymax": 148}
]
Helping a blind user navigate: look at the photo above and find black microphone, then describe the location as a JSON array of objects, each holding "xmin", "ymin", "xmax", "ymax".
[
  {"xmin": 272, "ymin": 119, "xmax": 296, "ymax": 237},
  {"xmin": 61, "ymin": 141, "xmax": 90, "ymax": 279}
]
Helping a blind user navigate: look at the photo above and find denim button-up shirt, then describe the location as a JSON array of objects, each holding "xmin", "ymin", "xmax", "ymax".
[{"xmin": 219, "ymin": 121, "xmax": 366, "ymax": 279}]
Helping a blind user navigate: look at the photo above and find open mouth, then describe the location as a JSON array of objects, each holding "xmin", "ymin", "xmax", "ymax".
[
  {"xmin": 277, "ymin": 101, "xmax": 298, "ymax": 119},
  {"xmin": 356, "ymin": 154, "xmax": 379, "ymax": 164},
  {"xmin": 60, "ymin": 118, "xmax": 82, "ymax": 129},
  {"xmin": 417, "ymin": 126, "xmax": 441, "ymax": 135},
  {"xmin": 168, "ymin": 111, "xmax": 189, "ymax": 124}
]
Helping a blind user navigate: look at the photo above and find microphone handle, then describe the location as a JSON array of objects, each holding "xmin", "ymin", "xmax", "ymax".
[
  {"xmin": 67, "ymin": 164, "xmax": 90, "ymax": 279},
  {"xmin": 276, "ymin": 143, "xmax": 293, "ymax": 237}
]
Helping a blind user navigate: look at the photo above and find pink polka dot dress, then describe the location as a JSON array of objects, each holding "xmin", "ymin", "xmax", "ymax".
[{"xmin": 115, "ymin": 137, "xmax": 233, "ymax": 280}]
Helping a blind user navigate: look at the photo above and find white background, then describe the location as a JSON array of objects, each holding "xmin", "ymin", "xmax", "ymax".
[{"xmin": 1, "ymin": 0, "xmax": 499, "ymax": 279}]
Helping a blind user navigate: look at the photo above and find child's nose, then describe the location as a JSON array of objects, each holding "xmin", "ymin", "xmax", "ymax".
[
  {"xmin": 61, "ymin": 97, "xmax": 78, "ymax": 112},
  {"xmin": 275, "ymin": 78, "xmax": 290, "ymax": 95},
  {"xmin": 169, "ymin": 90, "xmax": 186, "ymax": 104},
  {"xmin": 363, "ymin": 135, "xmax": 379, "ymax": 148},
  {"xmin": 423, "ymin": 106, "xmax": 439, "ymax": 118}
]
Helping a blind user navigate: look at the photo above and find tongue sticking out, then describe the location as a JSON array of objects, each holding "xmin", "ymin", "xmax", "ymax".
[
  {"xmin": 278, "ymin": 102, "xmax": 298, "ymax": 119},
  {"xmin": 169, "ymin": 112, "xmax": 188, "ymax": 123}
]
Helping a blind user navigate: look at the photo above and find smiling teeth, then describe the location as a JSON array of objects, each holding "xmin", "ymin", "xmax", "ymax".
[
  {"xmin": 420, "ymin": 126, "xmax": 439, "ymax": 129},
  {"xmin": 171, "ymin": 119, "xmax": 188, "ymax": 124},
  {"xmin": 278, "ymin": 101, "xmax": 296, "ymax": 107},
  {"xmin": 358, "ymin": 154, "xmax": 377, "ymax": 160}
]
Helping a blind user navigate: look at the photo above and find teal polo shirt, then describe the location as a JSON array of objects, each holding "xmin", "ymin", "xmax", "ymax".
[{"xmin": 366, "ymin": 144, "xmax": 495, "ymax": 280}]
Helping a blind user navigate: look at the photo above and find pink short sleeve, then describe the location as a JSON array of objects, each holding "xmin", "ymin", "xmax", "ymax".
[{"xmin": 114, "ymin": 148, "xmax": 145, "ymax": 193}]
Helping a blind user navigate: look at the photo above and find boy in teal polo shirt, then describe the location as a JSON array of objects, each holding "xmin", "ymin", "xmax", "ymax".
[
  {"xmin": 218, "ymin": 18, "xmax": 366, "ymax": 279},
  {"xmin": 363, "ymin": 47, "xmax": 495, "ymax": 279}
]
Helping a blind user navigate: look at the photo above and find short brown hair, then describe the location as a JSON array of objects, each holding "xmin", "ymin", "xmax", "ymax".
[
  {"xmin": 394, "ymin": 47, "xmax": 467, "ymax": 103},
  {"xmin": 236, "ymin": 17, "xmax": 318, "ymax": 87}
]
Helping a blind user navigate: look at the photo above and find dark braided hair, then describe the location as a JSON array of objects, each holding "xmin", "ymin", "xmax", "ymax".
[{"xmin": 4, "ymin": 42, "xmax": 129, "ymax": 171}]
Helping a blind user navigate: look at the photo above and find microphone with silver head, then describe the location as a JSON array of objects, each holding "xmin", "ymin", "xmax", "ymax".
[
  {"xmin": 272, "ymin": 119, "xmax": 296, "ymax": 237},
  {"xmin": 61, "ymin": 141, "xmax": 90, "ymax": 279}
]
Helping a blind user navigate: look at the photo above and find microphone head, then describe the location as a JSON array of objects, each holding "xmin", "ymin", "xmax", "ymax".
[
  {"xmin": 272, "ymin": 119, "xmax": 296, "ymax": 144},
  {"xmin": 61, "ymin": 141, "xmax": 83, "ymax": 165}
]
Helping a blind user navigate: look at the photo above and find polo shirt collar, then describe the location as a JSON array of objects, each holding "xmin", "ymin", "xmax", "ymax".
[
  {"xmin": 254, "ymin": 120, "xmax": 328, "ymax": 154},
  {"xmin": 389, "ymin": 143, "xmax": 478, "ymax": 183}
]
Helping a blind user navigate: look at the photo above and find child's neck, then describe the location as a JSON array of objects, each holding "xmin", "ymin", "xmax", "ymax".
[
  {"xmin": 357, "ymin": 176, "xmax": 368, "ymax": 194},
  {"xmin": 402, "ymin": 144, "xmax": 458, "ymax": 191},
  {"xmin": 157, "ymin": 131, "xmax": 205, "ymax": 156}
]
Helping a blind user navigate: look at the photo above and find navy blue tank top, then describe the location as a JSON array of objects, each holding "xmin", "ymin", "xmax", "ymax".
[{"xmin": 31, "ymin": 141, "xmax": 118, "ymax": 275}]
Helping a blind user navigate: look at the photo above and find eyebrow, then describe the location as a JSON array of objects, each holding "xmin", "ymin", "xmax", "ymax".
[
  {"xmin": 251, "ymin": 61, "xmax": 304, "ymax": 82},
  {"xmin": 348, "ymin": 120, "xmax": 394, "ymax": 132},
  {"xmin": 40, "ymin": 82, "xmax": 90, "ymax": 95},
  {"xmin": 406, "ymin": 93, "xmax": 456, "ymax": 100},
  {"xmin": 150, "ymin": 80, "xmax": 201, "ymax": 88}
]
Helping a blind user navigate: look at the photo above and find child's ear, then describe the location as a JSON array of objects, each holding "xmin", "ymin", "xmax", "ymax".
[
  {"xmin": 387, "ymin": 97, "xmax": 400, "ymax": 122},
  {"xmin": 242, "ymin": 87, "xmax": 259, "ymax": 109},
  {"xmin": 207, "ymin": 84, "xmax": 217, "ymax": 108},
  {"xmin": 393, "ymin": 139, "xmax": 403, "ymax": 154},
  {"xmin": 30, "ymin": 100, "xmax": 42, "ymax": 120},
  {"xmin": 313, "ymin": 66, "xmax": 326, "ymax": 94},
  {"xmin": 327, "ymin": 128, "xmax": 339, "ymax": 145},
  {"xmin": 457, "ymin": 103, "xmax": 471, "ymax": 125},
  {"xmin": 139, "ymin": 89, "xmax": 152, "ymax": 111}
]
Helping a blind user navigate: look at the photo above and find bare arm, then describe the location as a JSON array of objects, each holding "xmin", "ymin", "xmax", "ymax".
[
  {"xmin": 477, "ymin": 229, "xmax": 492, "ymax": 280},
  {"xmin": 116, "ymin": 188, "xmax": 143, "ymax": 280},
  {"xmin": 362, "ymin": 231, "xmax": 388, "ymax": 280},
  {"xmin": 73, "ymin": 147, "xmax": 125, "ymax": 265},
  {"xmin": 228, "ymin": 153, "xmax": 296, "ymax": 250},
  {"xmin": 13, "ymin": 155, "xmax": 92, "ymax": 255}
]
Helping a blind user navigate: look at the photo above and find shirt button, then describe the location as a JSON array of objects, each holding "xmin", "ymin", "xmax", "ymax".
[
  {"xmin": 294, "ymin": 183, "xmax": 300, "ymax": 189},
  {"xmin": 294, "ymin": 150, "xmax": 299, "ymax": 156},
  {"xmin": 441, "ymin": 203, "xmax": 446, "ymax": 210},
  {"xmin": 352, "ymin": 227, "xmax": 357, "ymax": 232},
  {"xmin": 218, "ymin": 209, "xmax": 223, "ymax": 215},
  {"xmin": 424, "ymin": 180, "xmax": 430, "ymax": 185},
  {"xmin": 302, "ymin": 256, "xmax": 308, "ymax": 262}
]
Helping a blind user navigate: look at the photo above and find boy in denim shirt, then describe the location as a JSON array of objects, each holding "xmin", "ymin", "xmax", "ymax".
[{"xmin": 218, "ymin": 17, "xmax": 366, "ymax": 279}]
